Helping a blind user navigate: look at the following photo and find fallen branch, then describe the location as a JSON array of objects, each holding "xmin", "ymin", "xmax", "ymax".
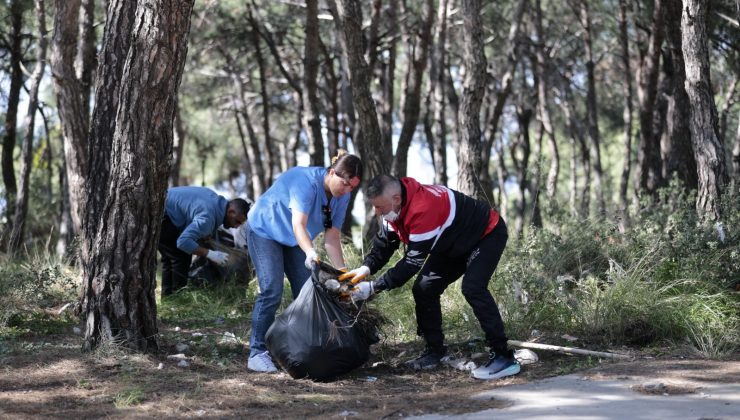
[{"xmin": 508, "ymin": 339, "xmax": 633, "ymax": 360}]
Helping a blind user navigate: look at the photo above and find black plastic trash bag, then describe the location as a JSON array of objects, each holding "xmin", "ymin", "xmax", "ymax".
[{"xmin": 265, "ymin": 266, "xmax": 377, "ymax": 381}]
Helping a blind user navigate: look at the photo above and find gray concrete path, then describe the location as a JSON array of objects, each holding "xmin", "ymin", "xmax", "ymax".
[{"xmin": 412, "ymin": 373, "xmax": 740, "ymax": 420}]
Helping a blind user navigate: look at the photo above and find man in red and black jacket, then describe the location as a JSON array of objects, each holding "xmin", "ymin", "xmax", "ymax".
[{"xmin": 340, "ymin": 175, "xmax": 520, "ymax": 380}]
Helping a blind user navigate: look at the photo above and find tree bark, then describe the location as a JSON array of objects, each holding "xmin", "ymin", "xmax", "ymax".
[
  {"xmin": 618, "ymin": 0, "xmax": 634, "ymax": 229},
  {"xmin": 247, "ymin": 9, "xmax": 275, "ymax": 182},
  {"xmin": 660, "ymin": 0, "xmax": 697, "ymax": 190},
  {"xmin": 533, "ymin": 0, "xmax": 559, "ymax": 201},
  {"xmin": 76, "ymin": 0, "xmax": 96, "ymax": 116},
  {"xmin": 2, "ymin": 0, "xmax": 24, "ymax": 227},
  {"xmin": 377, "ymin": 0, "xmax": 397, "ymax": 165},
  {"xmin": 8, "ymin": 0, "xmax": 47, "ymax": 252},
  {"xmin": 579, "ymin": 0, "xmax": 605, "ymax": 216},
  {"xmin": 336, "ymin": 0, "xmax": 390, "ymax": 243},
  {"xmin": 169, "ymin": 98, "xmax": 186, "ymax": 187},
  {"xmin": 635, "ymin": 0, "xmax": 665, "ymax": 196},
  {"xmin": 681, "ymin": 0, "xmax": 729, "ymax": 220},
  {"xmin": 303, "ymin": 0, "xmax": 325, "ymax": 167},
  {"xmin": 81, "ymin": 0, "xmax": 194, "ymax": 352},
  {"xmin": 481, "ymin": 0, "xmax": 528, "ymax": 200},
  {"xmin": 336, "ymin": 0, "xmax": 388, "ymax": 179},
  {"xmin": 456, "ymin": 0, "xmax": 488, "ymax": 200},
  {"xmin": 52, "ymin": 0, "xmax": 92, "ymax": 239},
  {"xmin": 429, "ymin": 0, "xmax": 450, "ymax": 186},
  {"xmin": 513, "ymin": 106, "xmax": 532, "ymax": 237},
  {"xmin": 732, "ymin": 112, "xmax": 740, "ymax": 184},
  {"xmin": 392, "ymin": 0, "xmax": 433, "ymax": 177}
]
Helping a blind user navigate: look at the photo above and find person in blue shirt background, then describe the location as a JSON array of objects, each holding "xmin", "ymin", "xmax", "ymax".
[
  {"xmin": 245, "ymin": 150, "xmax": 363, "ymax": 373},
  {"xmin": 159, "ymin": 186, "xmax": 250, "ymax": 298}
]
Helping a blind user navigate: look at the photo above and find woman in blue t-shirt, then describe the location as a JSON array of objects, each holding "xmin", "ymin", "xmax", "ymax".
[{"xmin": 244, "ymin": 150, "xmax": 363, "ymax": 372}]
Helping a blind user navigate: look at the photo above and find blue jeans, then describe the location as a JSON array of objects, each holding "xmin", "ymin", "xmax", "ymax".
[{"xmin": 246, "ymin": 223, "xmax": 310, "ymax": 356}]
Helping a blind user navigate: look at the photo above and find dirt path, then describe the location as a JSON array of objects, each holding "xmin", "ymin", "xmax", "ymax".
[{"xmin": 1, "ymin": 329, "xmax": 738, "ymax": 419}]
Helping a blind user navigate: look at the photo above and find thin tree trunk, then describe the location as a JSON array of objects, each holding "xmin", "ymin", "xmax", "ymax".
[
  {"xmin": 456, "ymin": 0, "xmax": 487, "ymax": 200},
  {"xmin": 635, "ymin": 0, "xmax": 665, "ymax": 196},
  {"xmin": 336, "ymin": 0, "xmax": 390, "ymax": 243},
  {"xmin": 718, "ymin": 76, "xmax": 737, "ymax": 144},
  {"xmin": 377, "ymin": 0, "xmax": 397, "ymax": 165},
  {"xmin": 233, "ymin": 109, "xmax": 255, "ymax": 199},
  {"xmin": 8, "ymin": 0, "xmax": 48, "ymax": 252},
  {"xmin": 681, "ymin": 0, "xmax": 729, "ymax": 220},
  {"xmin": 618, "ymin": 0, "xmax": 634, "ymax": 230},
  {"xmin": 579, "ymin": 0, "xmax": 605, "ymax": 216},
  {"xmin": 2, "ymin": 0, "xmax": 24, "ymax": 228},
  {"xmin": 732, "ymin": 113, "xmax": 740, "ymax": 184},
  {"xmin": 513, "ymin": 106, "xmax": 532, "ymax": 237},
  {"xmin": 430, "ymin": 0, "xmax": 450, "ymax": 185},
  {"xmin": 660, "ymin": 0, "xmax": 697, "ymax": 190},
  {"xmin": 534, "ymin": 0, "xmax": 559, "ymax": 201},
  {"xmin": 81, "ymin": 0, "xmax": 194, "ymax": 352},
  {"xmin": 169, "ymin": 98, "xmax": 186, "ymax": 187},
  {"xmin": 76, "ymin": 0, "xmax": 96, "ymax": 116},
  {"xmin": 52, "ymin": 0, "xmax": 92, "ymax": 240},
  {"xmin": 304, "ymin": 0, "xmax": 325, "ymax": 167},
  {"xmin": 319, "ymin": 39, "xmax": 340, "ymax": 158},
  {"xmin": 481, "ymin": 0, "xmax": 528, "ymax": 199},
  {"xmin": 247, "ymin": 10, "xmax": 275, "ymax": 181},
  {"xmin": 392, "ymin": 0, "xmax": 433, "ymax": 177}
]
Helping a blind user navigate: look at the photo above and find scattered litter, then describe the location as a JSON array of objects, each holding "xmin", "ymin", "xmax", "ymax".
[
  {"xmin": 366, "ymin": 376, "xmax": 377, "ymax": 382},
  {"xmin": 214, "ymin": 317, "xmax": 225, "ymax": 325},
  {"xmin": 57, "ymin": 303, "xmax": 73, "ymax": 315},
  {"xmin": 157, "ymin": 363, "xmax": 164, "ymax": 370},
  {"xmin": 175, "ymin": 343, "xmax": 189, "ymax": 352},
  {"xmin": 72, "ymin": 327, "xmax": 82, "ymax": 335},
  {"xmin": 371, "ymin": 362, "xmax": 385, "ymax": 368},
  {"xmin": 441, "ymin": 356, "xmax": 476, "ymax": 371},
  {"xmin": 514, "ymin": 349, "xmax": 539, "ymax": 365},
  {"xmin": 177, "ymin": 360, "xmax": 190, "ymax": 368},
  {"xmin": 174, "ymin": 326, "xmax": 181, "ymax": 332},
  {"xmin": 194, "ymin": 410, "xmax": 206, "ymax": 417},
  {"xmin": 561, "ymin": 334, "xmax": 579, "ymax": 342},
  {"xmin": 167, "ymin": 353, "xmax": 188, "ymax": 360},
  {"xmin": 337, "ymin": 410, "xmax": 358, "ymax": 417},
  {"xmin": 192, "ymin": 332, "xmax": 204, "ymax": 338},
  {"xmin": 219, "ymin": 332, "xmax": 238, "ymax": 345},
  {"xmin": 530, "ymin": 329, "xmax": 542, "ymax": 338}
]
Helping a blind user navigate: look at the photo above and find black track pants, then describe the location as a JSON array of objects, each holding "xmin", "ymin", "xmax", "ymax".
[
  {"xmin": 412, "ymin": 217, "xmax": 509, "ymax": 353},
  {"xmin": 158, "ymin": 215, "xmax": 191, "ymax": 297}
]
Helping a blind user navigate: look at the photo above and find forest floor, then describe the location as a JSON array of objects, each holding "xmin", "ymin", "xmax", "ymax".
[{"xmin": 1, "ymin": 316, "xmax": 739, "ymax": 419}]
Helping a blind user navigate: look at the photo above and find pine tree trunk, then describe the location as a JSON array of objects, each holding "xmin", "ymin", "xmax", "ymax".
[
  {"xmin": 660, "ymin": 0, "xmax": 697, "ymax": 189},
  {"xmin": 456, "ymin": 0, "xmax": 487, "ymax": 199},
  {"xmin": 681, "ymin": 0, "xmax": 729, "ymax": 220},
  {"xmin": 618, "ymin": 0, "xmax": 634, "ymax": 229},
  {"xmin": 169, "ymin": 98, "xmax": 186, "ymax": 187},
  {"xmin": 1, "ymin": 0, "xmax": 24, "ymax": 229},
  {"xmin": 247, "ymin": 10, "xmax": 276, "ymax": 182},
  {"xmin": 392, "ymin": 0, "xmax": 433, "ymax": 177},
  {"xmin": 580, "ymin": 0, "xmax": 605, "ymax": 216},
  {"xmin": 732, "ymin": 113, "xmax": 740, "ymax": 184},
  {"xmin": 8, "ymin": 0, "xmax": 48, "ymax": 252},
  {"xmin": 635, "ymin": 0, "xmax": 665, "ymax": 196},
  {"xmin": 304, "ymin": 0, "xmax": 325, "ymax": 167},
  {"xmin": 534, "ymin": 0, "xmax": 558, "ymax": 201},
  {"xmin": 430, "ymin": 0, "xmax": 450, "ymax": 186},
  {"xmin": 81, "ymin": 0, "xmax": 194, "ymax": 352}
]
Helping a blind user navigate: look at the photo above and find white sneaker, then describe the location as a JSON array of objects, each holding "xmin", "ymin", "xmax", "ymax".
[{"xmin": 247, "ymin": 351, "xmax": 278, "ymax": 373}]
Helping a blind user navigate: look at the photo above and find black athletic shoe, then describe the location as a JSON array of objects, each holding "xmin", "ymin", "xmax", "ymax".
[
  {"xmin": 404, "ymin": 346, "xmax": 447, "ymax": 370},
  {"xmin": 471, "ymin": 350, "xmax": 521, "ymax": 380}
]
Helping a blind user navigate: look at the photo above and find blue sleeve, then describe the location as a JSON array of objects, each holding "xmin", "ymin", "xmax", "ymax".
[
  {"xmin": 176, "ymin": 214, "xmax": 214, "ymax": 254},
  {"xmin": 332, "ymin": 196, "xmax": 349, "ymax": 228},
  {"xmin": 288, "ymin": 181, "xmax": 316, "ymax": 215}
]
